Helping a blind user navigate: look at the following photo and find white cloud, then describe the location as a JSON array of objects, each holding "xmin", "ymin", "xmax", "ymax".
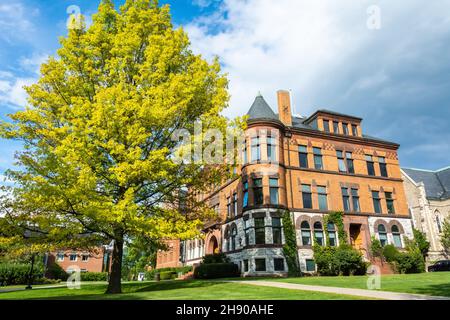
[
  {"xmin": 19, "ymin": 53, "xmax": 48, "ymax": 75},
  {"xmin": 0, "ymin": 52, "xmax": 47, "ymax": 110},
  {"xmin": 192, "ymin": 0, "xmax": 218, "ymax": 8},
  {"xmin": 185, "ymin": 0, "xmax": 450, "ymax": 119},
  {"xmin": 0, "ymin": 77, "xmax": 35, "ymax": 110},
  {"xmin": 0, "ymin": 3, "xmax": 38, "ymax": 42}
]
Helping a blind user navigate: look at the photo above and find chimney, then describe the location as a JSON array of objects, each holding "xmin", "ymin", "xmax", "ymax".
[{"xmin": 277, "ymin": 90, "xmax": 292, "ymax": 126}]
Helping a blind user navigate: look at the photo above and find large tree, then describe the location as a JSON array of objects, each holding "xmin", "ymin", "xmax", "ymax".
[
  {"xmin": 442, "ymin": 217, "xmax": 450, "ymax": 257},
  {"xmin": 0, "ymin": 0, "xmax": 238, "ymax": 293}
]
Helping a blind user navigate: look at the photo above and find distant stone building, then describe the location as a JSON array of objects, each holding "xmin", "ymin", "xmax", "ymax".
[
  {"xmin": 401, "ymin": 167, "xmax": 450, "ymax": 261},
  {"xmin": 157, "ymin": 90, "xmax": 414, "ymax": 275}
]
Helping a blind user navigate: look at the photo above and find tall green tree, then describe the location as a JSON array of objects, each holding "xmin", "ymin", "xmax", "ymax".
[
  {"xmin": 442, "ymin": 217, "xmax": 450, "ymax": 257},
  {"xmin": 412, "ymin": 228, "xmax": 430, "ymax": 260},
  {"xmin": 0, "ymin": 0, "xmax": 238, "ymax": 293}
]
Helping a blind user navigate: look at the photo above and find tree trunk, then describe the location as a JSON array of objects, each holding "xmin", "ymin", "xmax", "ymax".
[{"xmin": 106, "ymin": 239, "xmax": 124, "ymax": 294}]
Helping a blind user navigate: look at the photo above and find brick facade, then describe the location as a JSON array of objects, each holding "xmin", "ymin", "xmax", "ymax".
[
  {"xmin": 47, "ymin": 248, "xmax": 110, "ymax": 273},
  {"xmin": 156, "ymin": 90, "xmax": 414, "ymax": 275}
]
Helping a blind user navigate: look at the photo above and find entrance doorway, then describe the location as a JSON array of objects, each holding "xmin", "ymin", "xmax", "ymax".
[
  {"xmin": 207, "ymin": 236, "xmax": 219, "ymax": 255},
  {"xmin": 349, "ymin": 224, "xmax": 364, "ymax": 251}
]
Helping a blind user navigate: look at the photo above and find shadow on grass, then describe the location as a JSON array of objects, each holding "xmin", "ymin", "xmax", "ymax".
[
  {"xmin": 23, "ymin": 280, "xmax": 225, "ymax": 300},
  {"xmin": 410, "ymin": 283, "xmax": 450, "ymax": 297},
  {"xmin": 133, "ymin": 280, "xmax": 216, "ymax": 293}
]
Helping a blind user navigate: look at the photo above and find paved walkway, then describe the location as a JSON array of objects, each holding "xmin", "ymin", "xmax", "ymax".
[{"xmin": 231, "ymin": 280, "xmax": 450, "ymax": 300}]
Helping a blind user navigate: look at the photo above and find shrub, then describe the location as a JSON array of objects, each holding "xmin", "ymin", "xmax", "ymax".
[
  {"xmin": 0, "ymin": 263, "xmax": 44, "ymax": 286},
  {"xmin": 201, "ymin": 253, "xmax": 230, "ymax": 264},
  {"xmin": 370, "ymin": 237, "xmax": 383, "ymax": 259},
  {"xmin": 193, "ymin": 263, "xmax": 240, "ymax": 279},
  {"xmin": 159, "ymin": 271, "xmax": 177, "ymax": 280},
  {"xmin": 392, "ymin": 250, "xmax": 425, "ymax": 274},
  {"xmin": 382, "ymin": 245, "xmax": 400, "ymax": 262},
  {"xmin": 79, "ymin": 272, "xmax": 108, "ymax": 281},
  {"xmin": 46, "ymin": 263, "xmax": 68, "ymax": 281},
  {"xmin": 145, "ymin": 266, "xmax": 192, "ymax": 280},
  {"xmin": 313, "ymin": 245, "xmax": 367, "ymax": 276}
]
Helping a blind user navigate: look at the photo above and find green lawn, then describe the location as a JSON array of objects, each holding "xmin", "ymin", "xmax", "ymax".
[
  {"xmin": 0, "ymin": 280, "xmax": 367, "ymax": 300},
  {"xmin": 265, "ymin": 272, "xmax": 450, "ymax": 297}
]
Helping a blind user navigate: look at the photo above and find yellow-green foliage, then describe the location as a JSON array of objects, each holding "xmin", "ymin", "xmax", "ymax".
[{"xmin": 0, "ymin": 0, "xmax": 241, "ymax": 289}]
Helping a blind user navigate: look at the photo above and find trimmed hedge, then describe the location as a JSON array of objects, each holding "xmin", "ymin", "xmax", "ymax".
[
  {"xmin": 193, "ymin": 263, "xmax": 240, "ymax": 279},
  {"xmin": 145, "ymin": 266, "xmax": 192, "ymax": 280},
  {"xmin": 201, "ymin": 253, "xmax": 230, "ymax": 264},
  {"xmin": 79, "ymin": 272, "xmax": 108, "ymax": 281},
  {"xmin": 0, "ymin": 263, "xmax": 44, "ymax": 286},
  {"xmin": 46, "ymin": 263, "xmax": 69, "ymax": 281},
  {"xmin": 160, "ymin": 271, "xmax": 177, "ymax": 280}
]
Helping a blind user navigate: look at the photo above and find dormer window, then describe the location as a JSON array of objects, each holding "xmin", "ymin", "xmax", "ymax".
[
  {"xmin": 352, "ymin": 124, "xmax": 358, "ymax": 136},
  {"xmin": 323, "ymin": 120, "xmax": 330, "ymax": 133},
  {"xmin": 342, "ymin": 123, "xmax": 349, "ymax": 135},
  {"xmin": 333, "ymin": 121, "xmax": 339, "ymax": 134}
]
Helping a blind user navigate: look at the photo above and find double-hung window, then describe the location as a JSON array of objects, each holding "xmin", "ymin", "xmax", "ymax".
[
  {"xmin": 243, "ymin": 181, "xmax": 249, "ymax": 208},
  {"xmin": 267, "ymin": 135, "xmax": 277, "ymax": 162},
  {"xmin": 302, "ymin": 185, "xmax": 313, "ymax": 209},
  {"xmin": 253, "ymin": 178, "xmax": 263, "ymax": 206},
  {"xmin": 327, "ymin": 223, "xmax": 337, "ymax": 247},
  {"xmin": 346, "ymin": 152, "xmax": 355, "ymax": 174},
  {"xmin": 337, "ymin": 150, "xmax": 347, "ymax": 172},
  {"xmin": 272, "ymin": 217, "xmax": 282, "ymax": 244},
  {"xmin": 269, "ymin": 178, "xmax": 279, "ymax": 205},
  {"xmin": 317, "ymin": 186, "xmax": 328, "ymax": 211},
  {"xmin": 313, "ymin": 148, "xmax": 323, "ymax": 170},
  {"xmin": 251, "ymin": 137, "xmax": 260, "ymax": 162},
  {"xmin": 351, "ymin": 188, "xmax": 360, "ymax": 212},
  {"xmin": 372, "ymin": 191, "xmax": 382, "ymax": 214},
  {"xmin": 385, "ymin": 192, "xmax": 395, "ymax": 214},
  {"xmin": 226, "ymin": 197, "xmax": 231, "ymax": 218},
  {"xmin": 379, "ymin": 157, "xmax": 388, "ymax": 177},
  {"xmin": 299, "ymin": 145, "xmax": 309, "ymax": 168},
  {"xmin": 342, "ymin": 187, "xmax": 350, "ymax": 212},
  {"xmin": 366, "ymin": 155, "xmax": 375, "ymax": 176},
  {"xmin": 254, "ymin": 218, "xmax": 266, "ymax": 245}
]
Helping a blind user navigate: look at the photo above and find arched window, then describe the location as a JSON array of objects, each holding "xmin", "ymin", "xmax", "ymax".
[
  {"xmin": 436, "ymin": 212, "xmax": 442, "ymax": 233},
  {"xmin": 314, "ymin": 222, "xmax": 324, "ymax": 246},
  {"xmin": 391, "ymin": 225, "xmax": 402, "ymax": 248},
  {"xmin": 231, "ymin": 225, "xmax": 237, "ymax": 251},
  {"xmin": 224, "ymin": 227, "xmax": 230, "ymax": 252},
  {"xmin": 301, "ymin": 221, "xmax": 311, "ymax": 246},
  {"xmin": 378, "ymin": 224, "xmax": 388, "ymax": 247},
  {"xmin": 327, "ymin": 223, "xmax": 337, "ymax": 247}
]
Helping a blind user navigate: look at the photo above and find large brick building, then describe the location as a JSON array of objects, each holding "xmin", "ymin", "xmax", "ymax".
[
  {"xmin": 157, "ymin": 90, "xmax": 414, "ymax": 275},
  {"xmin": 46, "ymin": 248, "xmax": 112, "ymax": 274}
]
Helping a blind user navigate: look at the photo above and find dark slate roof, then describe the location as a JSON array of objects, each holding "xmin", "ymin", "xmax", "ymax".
[
  {"xmin": 403, "ymin": 167, "xmax": 450, "ymax": 200},
  {"xmin": 245, "ymin": 95, "xmax": 398, "ymax": 146},
  {"xmin": 304, "ymin": 109, "xmax": 363, "ymax": 123},
  {"xmin": 246, "ymin": 94, "xmax": 278, "ymax": 121}
]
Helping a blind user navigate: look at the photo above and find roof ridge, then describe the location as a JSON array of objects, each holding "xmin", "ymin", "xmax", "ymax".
[
  {"xmin": 403, "ymin": 166, "xmax": 450, "ymax": 173},
  {"xmin": 402, "ymin": 167, "xmax": 436, "ymax": 173}
]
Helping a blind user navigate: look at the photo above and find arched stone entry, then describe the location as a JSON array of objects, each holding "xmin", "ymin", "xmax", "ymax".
[{"xmin": 207, "ymin": 236, "xmax": 219, "ymax": 255}]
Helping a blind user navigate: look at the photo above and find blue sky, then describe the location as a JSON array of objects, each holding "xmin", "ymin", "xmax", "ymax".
[{"xmin": 1, "ymin": 0, "xmax": 450, "ymax": 179}]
